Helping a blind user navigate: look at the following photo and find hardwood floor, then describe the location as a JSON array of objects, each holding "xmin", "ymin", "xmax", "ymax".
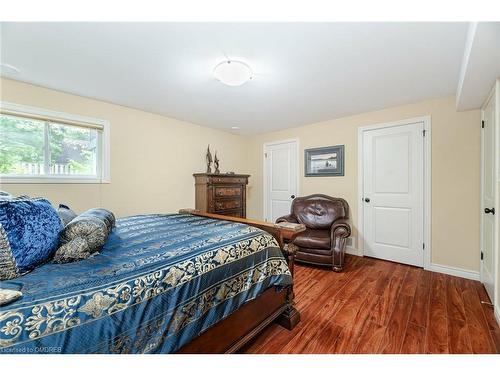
[{"xmin": 241, "ymin": 255, "xmax": 500, "ymax": 354}]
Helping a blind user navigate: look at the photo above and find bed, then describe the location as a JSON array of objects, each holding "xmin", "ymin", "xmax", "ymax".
[{"xmin": 0, "ymin": 212, "xmax": 301, "ymax": 354}]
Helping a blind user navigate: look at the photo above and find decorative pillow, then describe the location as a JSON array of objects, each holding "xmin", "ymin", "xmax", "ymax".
[
  {"xmin": 53, "ymin": 208, "xmax": 115, "ymax": 263},
  {"xmin": 58, "ymin": 204, "xmax": 77, "ymax": 226},
  {"xmin": 0, "ymin": 198, "xmax": 63, "ymax": 280},
  {"xmin": 80, "ymin": 208, "xmax": 116, "ymax": 233},
  {"xmin": 53, "ymin": 237, "xmax": 96, "ymax": 263},
  {"xmin": 0, "ymin": 289, "xmax": 22, "ymax": 306},
  {"xmin": 0, "ymin": 191, "xmax": 13, "ymax": 201}
]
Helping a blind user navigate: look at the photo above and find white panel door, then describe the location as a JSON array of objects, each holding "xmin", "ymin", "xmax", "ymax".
[
  {"xmin": 481, "ymin": 94, "xmax": 496, "ymax": 301},
  {"xmin": 264, "ymin": 140, "xmax": 298, "ymax": 223},
  {"xmin": 363, "ymin": 122, "xmax": 424, "ymax": 266}
]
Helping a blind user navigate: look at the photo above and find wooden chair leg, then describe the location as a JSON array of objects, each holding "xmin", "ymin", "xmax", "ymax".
[{"xmin": 332, "ymin": 244, "xmax": 345, "ymax": 272}]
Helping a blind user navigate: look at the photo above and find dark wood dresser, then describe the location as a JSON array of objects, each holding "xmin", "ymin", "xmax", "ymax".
[{"xmin": 193, "ymin": 173, "xmax": 250, "ymax": 218}]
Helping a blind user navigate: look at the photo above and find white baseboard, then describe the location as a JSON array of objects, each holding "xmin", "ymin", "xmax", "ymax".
[
  {"xmin": 427, "ymin": 263, "xmax": 480, "ymax": 281},
  {"xmin": 344, "ymin": 252, "xmax": 480, "ymax": 281}
]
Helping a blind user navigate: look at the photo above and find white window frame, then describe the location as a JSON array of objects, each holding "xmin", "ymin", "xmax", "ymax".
[{"xmin": 0, "ymin": 101, "xmax": 110, "ymax": 184}]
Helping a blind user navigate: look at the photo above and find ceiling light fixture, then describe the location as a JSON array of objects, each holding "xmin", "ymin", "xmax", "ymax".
[
  {"xmin": 231, "ymin": 126, "xmax": 240, "ymax": 130},
  {"xmin": 0, "ymin": 63, "xmax": 20, "ymax": 75},
  {"xmin": 213, "ymin": 60, "xmax": 253, "ymax": 87}
]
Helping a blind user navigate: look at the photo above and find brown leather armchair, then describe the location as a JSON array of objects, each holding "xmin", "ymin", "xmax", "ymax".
[{"xmin": 276, "ymin": 194, "xmax": 351, "ymax": 272}]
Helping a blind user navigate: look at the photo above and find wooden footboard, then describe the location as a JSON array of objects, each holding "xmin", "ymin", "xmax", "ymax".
[
  {"xmin": 188, "ymin": 211, "xmax": 305, "ymax": 248},
  {"xmin": 177, "ymin": 287, "xmax": 288, "ymax": 353},
  {"xmin": 175, "ymin": 210, "xmax": 304, "ymax": 353}
]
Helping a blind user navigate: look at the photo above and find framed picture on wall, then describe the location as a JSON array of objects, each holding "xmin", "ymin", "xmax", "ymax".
[{"xmin": 304, "ymin": 145, "xmax": 345, "ymax": 177}]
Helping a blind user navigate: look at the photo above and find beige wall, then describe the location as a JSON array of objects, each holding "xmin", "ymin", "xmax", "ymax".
[
  {"xmin": 0, "ymin": 78, "xmax": 248, "ymax": 217},
  {"xmin": 245, "ymin": 97, "xmax": 481, "ymax": 272},
  {"xmin": 0, "ymin": 79, "xmax": 482, "ymax": 273}
]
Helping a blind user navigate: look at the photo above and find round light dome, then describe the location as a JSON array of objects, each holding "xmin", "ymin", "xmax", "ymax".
[
  {"xmin": 0, "ymin": 63, "xmax": 20, "ymax": 75},
  {"xmin": 213, "ymin": 60, "xmax": 252, "ymax": 86}
]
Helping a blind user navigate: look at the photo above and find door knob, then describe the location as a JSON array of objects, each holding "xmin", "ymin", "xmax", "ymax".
[
  {"xmin": 291, "ymin": 195, "xmax": 296, "ymax": 199},
  {"xmin": 364, "ymin": 198, "xmax": 370, "ymax": 203},
  {"xmin": 484, "ymin": 207, "xmax": 495, "ymax": 215}
]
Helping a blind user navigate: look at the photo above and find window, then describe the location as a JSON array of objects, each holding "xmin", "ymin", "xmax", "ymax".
[{"xmin": 0, "ymin": 102, "xmax": 109, "ymax": 183}]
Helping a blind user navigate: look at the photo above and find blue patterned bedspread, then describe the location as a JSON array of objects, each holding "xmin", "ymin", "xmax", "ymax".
[{"xmin": 0, "ymin": 214, "xmax": 291, "ymax": 353}]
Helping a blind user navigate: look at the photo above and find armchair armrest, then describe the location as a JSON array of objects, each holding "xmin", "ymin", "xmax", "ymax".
[
  {"xmin": 276, "ymin": 214, "xmax": 298, "ymax": 224},
  {"xmin": 330, "ymin": 218, "xmax": 351, "ymax": 272},
  {"xmin": 330, "ymin": 218, "xmax": 351, "ymax": 239}
]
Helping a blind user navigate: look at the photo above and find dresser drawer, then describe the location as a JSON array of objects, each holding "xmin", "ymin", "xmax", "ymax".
[
  {"xmin": 214, "ymin": 186, "xmax": 242, "ymax": 197},
  {"xmin": 210, "ymin": 176, "xmax": 247, "ymax": 184},
  {"xmin": 214, "ymin": 199, "xmax": 241, "ymax": 211}
]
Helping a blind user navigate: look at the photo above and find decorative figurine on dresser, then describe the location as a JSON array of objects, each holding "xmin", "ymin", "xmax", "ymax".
[
  {"xmin": 206, "ymin": 145, "xmax": 213, "ymax": 173},
  {"xmin": 213, "ymin": 151, "xmax": 220, "ymax": 174}
]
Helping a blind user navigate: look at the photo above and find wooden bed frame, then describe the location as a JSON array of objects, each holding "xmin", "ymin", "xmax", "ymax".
[{"xmin": 175, "ymin": 211, "xmax": 304, "ymax": 353}]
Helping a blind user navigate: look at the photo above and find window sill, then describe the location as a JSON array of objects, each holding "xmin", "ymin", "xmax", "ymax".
[{"xmin": 0, "ymin": 177, "xmax": 110, "ymax": 184}]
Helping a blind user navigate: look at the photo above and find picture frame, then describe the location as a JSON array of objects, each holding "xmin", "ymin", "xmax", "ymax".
[{"xmin": 304, "ymin": 145, "xmax": 345, "ymax": 177}]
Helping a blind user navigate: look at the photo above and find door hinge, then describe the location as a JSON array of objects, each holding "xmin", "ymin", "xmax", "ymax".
[
  {"xmin": 422, "ymin": 243, "xmax": 425, "ymax": 250},
  {"xmin": 422, "ymin": 129, "xmax": 426, "ymax": 137},
  {"xmin": 264, "ymin": 152, "xmax": 268, "ymax": 158},
  {"xmin": 481, "ymin": 251, "xmax": 484, "ymax": 260},
  {"xmin": 481, "ymin": 120, "xmax": 485, "ymax": 129}
]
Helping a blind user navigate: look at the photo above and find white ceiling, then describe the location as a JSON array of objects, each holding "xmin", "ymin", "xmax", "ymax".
[
  {"xmin": 1, "ymin": 22, "xmax": 470, "ymax": 135},
  {"xmin": 456, "ymin": 22, "xmax": 500, "ymax": 110}
]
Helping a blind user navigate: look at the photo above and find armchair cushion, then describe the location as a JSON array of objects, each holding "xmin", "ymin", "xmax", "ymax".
[
  {"xmin": 292, "ymin": 197, "xmax": 347, "ymax": 229},
  {"xmin": 293, "ymin": 229, "xmax": 331, "ymax": 250}
]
